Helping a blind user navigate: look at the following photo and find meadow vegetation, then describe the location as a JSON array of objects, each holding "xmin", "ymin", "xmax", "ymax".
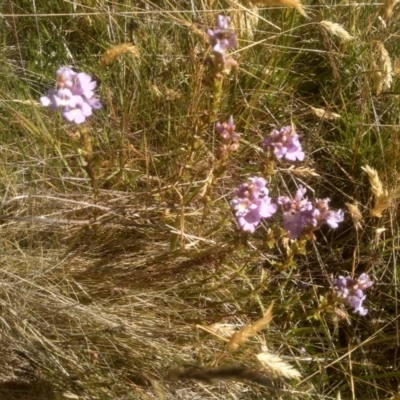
[{"xmin": 0, "ymin": 0, "xmax": 400, "ymax": 399}]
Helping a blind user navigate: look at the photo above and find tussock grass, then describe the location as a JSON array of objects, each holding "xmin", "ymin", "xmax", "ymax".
[{"xmin": 1, "ymin": 0, "xmax": 400, "ymax": 399}]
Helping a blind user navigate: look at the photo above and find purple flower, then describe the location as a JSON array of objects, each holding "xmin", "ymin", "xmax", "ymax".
[
  {"xmin": 333, "ymin": 274, "xmax": 373, "ymax": 316},
  {"xmin": 313, "ymin": 198, "xmax": 344, "ymax": 229},
  {"xmin": 278, "ymin": 186, "xmax": 313, "ymax": 239},
  {"xmin": 263, "ymin": 126, "xmax": 305, "ymax": 162},
  {"xmin": 216, "ymin": 15, "xmax": 230, "ymax": 30},
  {"xmin": 207, "ymin": 15, "xmax": 237, "ymax": 63},
  {"xmin": 230, "ymin": 177, "xmax": 277, "ymax": 233},
  {"xmin": 72, "ymin": 72, "xmax": 98, "ymax": 99},
  {"xmin": 62, "ymin": 96, "xmax": 93, "ymax": 124},
  {"xmin": 86, "ymin": 97, "xmax": 102, "ymax": 109},
  {"xmin": 278, "ymin": 186, "xmax": 344, "ymax": 239},
  {"xmin": 56, "ymin": 66, "xmax": 77, "ymax": 87},
  {"xmin": 40, "ymin": 89, "xmax": 58, "ymax": 110},
  {"xmin": 53, "ymin": 88, "xmax": 74, "ymax": 107},
  {"xmin": 216, "ymin": 116, "xmax": 240, "ymax": 155},
  {"xmin": 41, "ymin": 66, "xmax": 101, "ymax": 124},
  {"xmin": 357, "ymin": 273, "xmax": 374, "ymax": 290}
]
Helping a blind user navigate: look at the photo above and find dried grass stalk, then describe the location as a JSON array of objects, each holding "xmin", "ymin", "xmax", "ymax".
[
  {"xmin": 310, "ymin": 106, "xmax": 340, "ymax": 120},
  {"xmin": 320, "ymin": 21, "xmax": 353, "ymax": 42},
  {"xmin": 229, "ymin": 0, "xmax": 259, "ymax": 40},
  {"xmin": 256, "ymin": 351, "xmax": 301, "ymax": 380},
  {"xmin": 228, "ymin": 302, "xmax": 274, "ymax": 350},
  {"xmin": 376, "ymin": 42, "xmax": 393, "ymax": 91},
  {"xmin": 345, "ymin": 202, "xmax": 363, "ymax": 229},
  {"xmin": 100, "ymin": 43, "xmax": 140, "ymax": 68},
  {"xmin": 251, "ymin": 0, "xmax": 307, "ymax": 17},
  {"xmin": 178, "ymin": 19, "xmax": 209, "ymax": 43},
  {"xmin": 382, "ymin": 0, "xmax": 398, "ymax": 20},
  {"xmin": 207, "ymin": 323, "xmax": 237, "ymax": 338}
]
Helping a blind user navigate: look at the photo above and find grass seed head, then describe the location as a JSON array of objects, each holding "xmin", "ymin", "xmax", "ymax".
[
  {"xmin": 100, "ymin": 43, "xmax": 140, "ymax": 69},
  {"xmin": 320, "ymin": 20, "xmax": 354, "ymax": 42},
  {"xmin": 345, "ymin": 202, "xmax": 363, "ymax": 229},
  {"xmin": 372, "ymin": 69, "xmax": 384, "ymax": 94},
  {"xmin": 382, "ymin": 0, "xmax": 398, "ymax": 20},
  {"xmin": 361, "ymin": 165, "xmax": 399, "ymax": 217},
  {"xmin": 362, "ymin": 165, "xmax": 384, "ymax": 199},
  {"xmin": 376, "ymin": 41, "xmax": 393, "ymax": 90},
  {"xmin": 256, "ymin": 351, "xmax": 302, "ymax": 380},
  {"xmin": 228, "ymin": 301, "xmax": 274, "ymax": 350}
]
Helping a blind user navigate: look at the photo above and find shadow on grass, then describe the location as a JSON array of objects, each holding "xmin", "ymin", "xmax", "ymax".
[{"xmin": 0, "ymin": 380, "xmax": 58, "ymax": 400}]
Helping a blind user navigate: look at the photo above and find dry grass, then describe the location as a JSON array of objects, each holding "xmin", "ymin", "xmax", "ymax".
[
  {"xmin": 250, "ymin": 0, "xmax": 307, "ymax": 17},
  {"xmin": 229, "ymin": 0, "xmax": 259, "ymax": 40},
  {"xmin": 1, "ymin": 0, "xmax": 400, "ymax": 399}
]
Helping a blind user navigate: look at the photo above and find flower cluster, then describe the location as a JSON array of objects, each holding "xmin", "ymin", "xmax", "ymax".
[
  {"xmin": 263, "ymin": 126, "xmax": 304, "ymax": 162},
  {"xmin": 278, "ymin": 186, "xmax": 344, "ymax": 239},
  {"xmin": 333, "ymin": 273, "xmax": 373, "ymax": 315},
  {"xmin": 207, "ymin": 15, "xmax": 237, "ymax": 64},
  {"xmin": 41, "ymin": 66, "xmax": 102, "ymax": 124},
  {"xmin": 216, "ymin": 116, "xmax": 240, "ymax": 157},
  {"xmin": 230, "ymin": 177, "xmax": 277, "ymax": 233}
]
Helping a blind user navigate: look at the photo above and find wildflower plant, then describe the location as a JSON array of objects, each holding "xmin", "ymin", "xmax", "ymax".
[
  {"xmin": 262, "ymin": 126, "xmax": 305, "ymax": 162},
  {"xmin": 206, "ymin": 15, "xmax": 237, "ymax": 70},
  {"xmin": 230, "ymin": 122, "xmax": 344, "ymax": 239},
  {"xmin": 278, "ymin": 187, "xmax": 344, "ymax": 239},
  {"xmin": 230, "ymin": 177, "xmax": 277, "ymax": 233},
  {"xmin": 199, "ymin": 16, "xmax": 239, "ymax": 204},
  {"xmin": 207, "ymin": 15, "xmax": 373, "ymax": 326},
  {"xmin": 204, "ymin": 15, "xmax": 238, "ymax": 113},
  {"xmin": 1, "ymin": 4, "xmax": 389, "ymax": 399},
  {"xmin": 40, "ymin": 66, "xmax": 102, "ymax": 193},
  {"xmin": 215, "ymin": 115, "xmax": 240, "ymax": 159},
  {"xmin": 333, "ymin": 273, "xmax": 374, "ymax": 315},
  {"xmin": 41, "ymin": 66, "xmax": 101, "ymax": 124}
]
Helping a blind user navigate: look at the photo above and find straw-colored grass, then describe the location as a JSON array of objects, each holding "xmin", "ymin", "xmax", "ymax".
[{"xmin": 1, "ymin": 0, "xmax": 400, "ymax": 399}]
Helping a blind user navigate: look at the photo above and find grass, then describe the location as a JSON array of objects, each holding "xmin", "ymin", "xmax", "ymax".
[{"xmin": 0, "ymin": 0, "xmax": 400, "ymax": 399}]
